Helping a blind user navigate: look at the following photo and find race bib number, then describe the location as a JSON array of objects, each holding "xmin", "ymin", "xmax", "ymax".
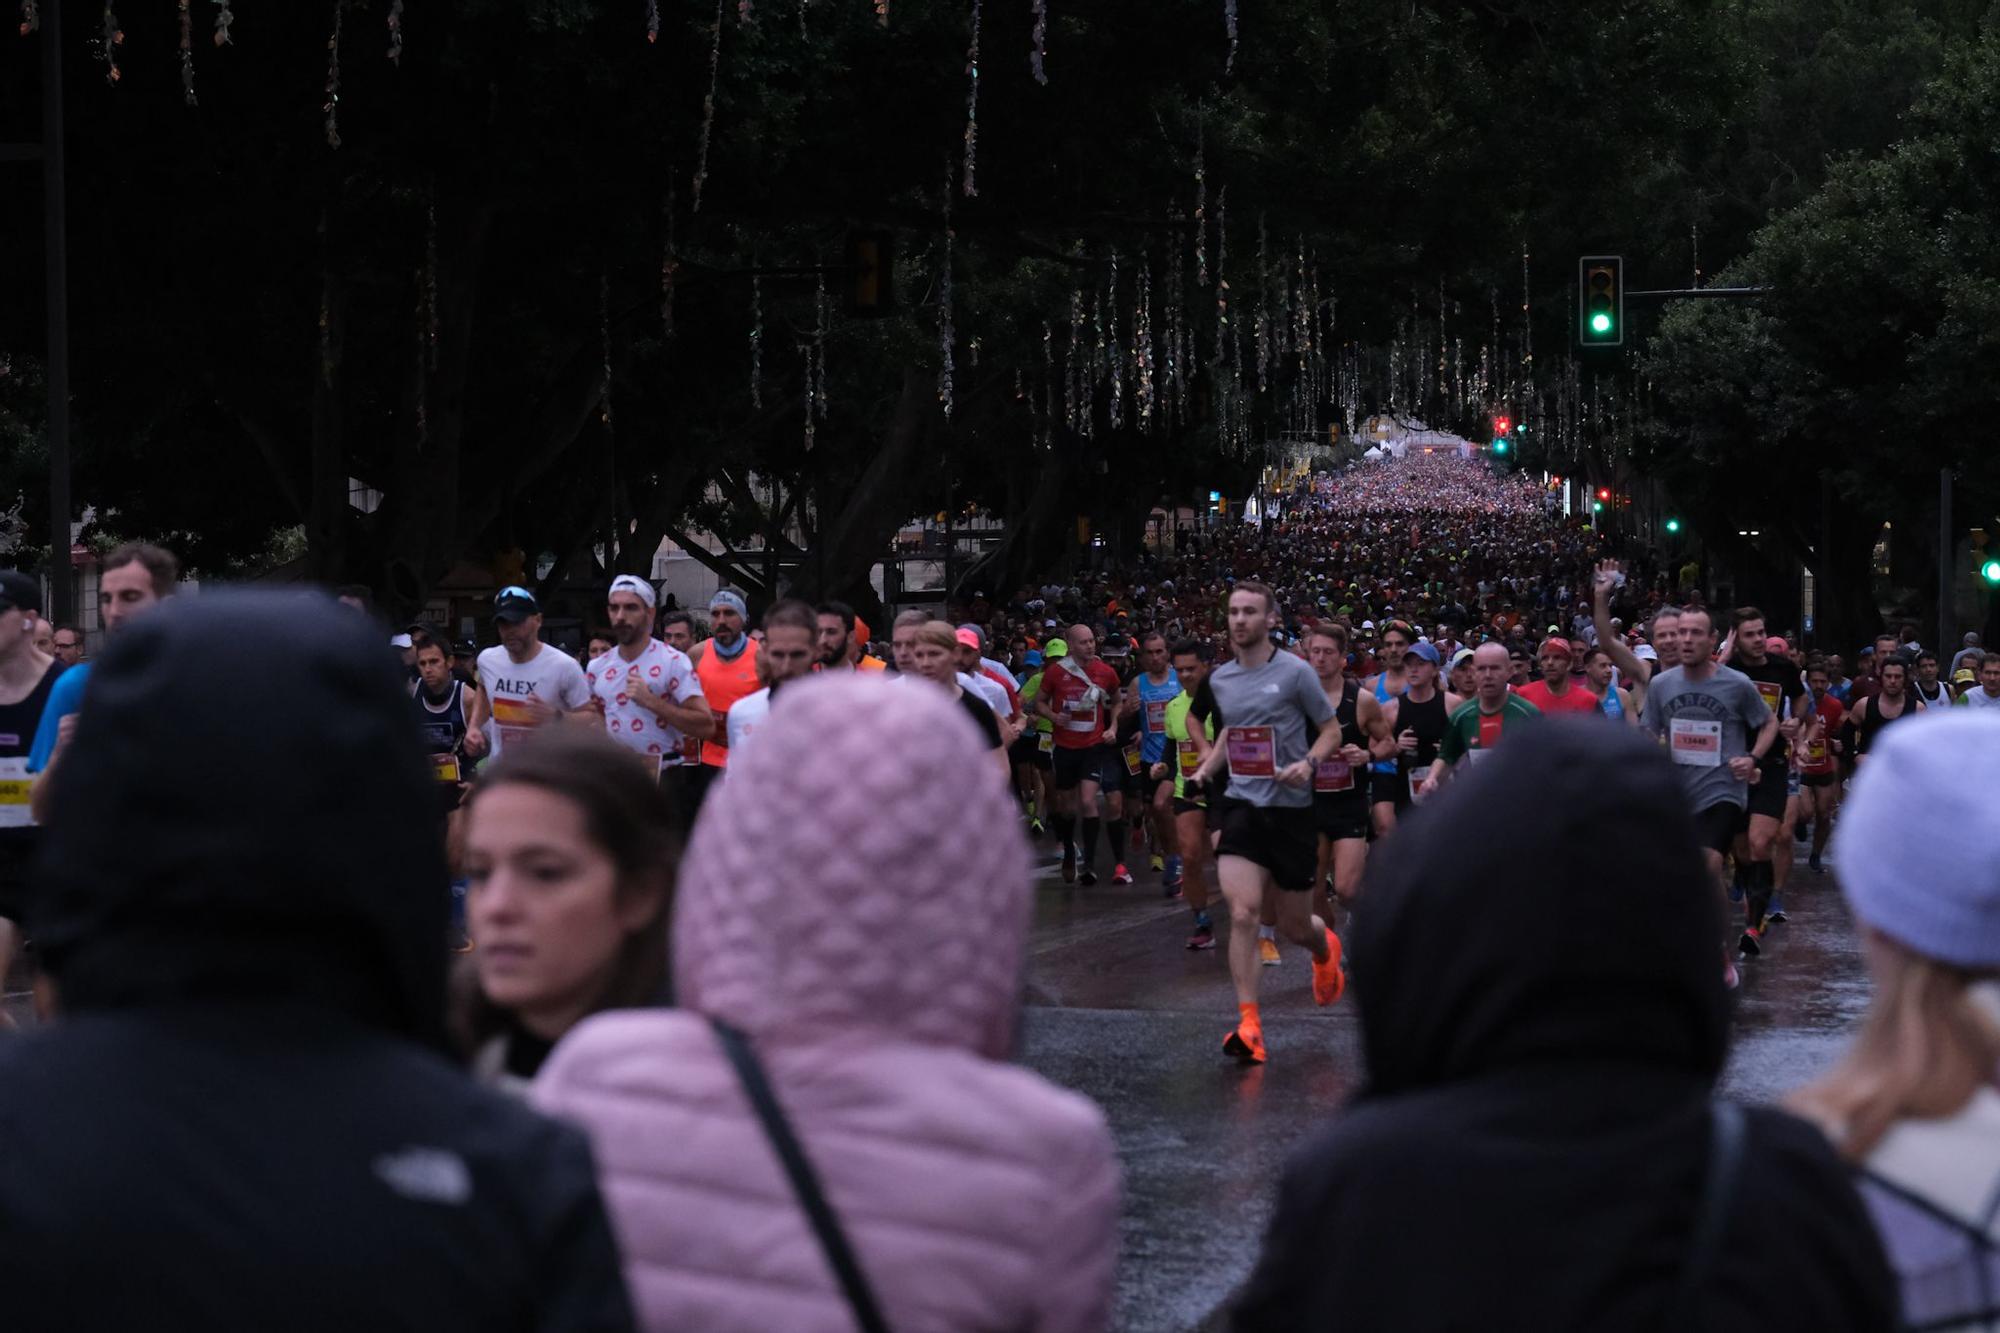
[
  {"xmin": 682, "ymin": 735, "xmax": 703, "ymax": 764},
  {"xmin": 430, "ymin": 754, "xmax": 462, "ymax": 785},
  {"xmin": 0, "ymin": 757, "xmax": 31, "ymax": 828},
  {"xmin": 1121, "ymin": 739, "xmax": 1144, "ymax": 776},
  {"xmin": 1805, "ymin": 738, "xmax": 1827, "ymax": 764},
  {"xmin": 1314, "ymin": 758, "xmax": 1355, "ymax": 793},
  {"xmin": 1226, "ymin": 726, "xmax": 1277, "ymax": 778},
  {"xmin": 1177, "ymin": 742, "xmax": 1201, "ymax": 777},
  {"xmin": 1407, "ymin": 765, "xmax": 1432, "ymax": 801},
  {"xmin": 1038, "ymin": 730, "xmax": 1055, "ymax": 756},
  {"xmin": 1145, "ymin": 699, "xmax": 1169, "ymax": 734},
  {"xmin": 1670, "ymin": 718, "xmax": 1723, "ymax": 767},
  {"xmin": 1755, "ymin": 681, "xmax": 1782, "ymax": 714}
]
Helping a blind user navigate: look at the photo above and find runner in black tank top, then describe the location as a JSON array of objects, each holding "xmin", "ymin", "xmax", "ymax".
[
  {"xmin": 1853, "ymin": 662, "xmax": 1921, "ymax": 759},
  {"xmin": 0, "ymin": 659, "xmax": 61, "ymax": 936},
  {"xmin": 1393, "ymin": 687, "xmax": 1448, "ymax": 809}
]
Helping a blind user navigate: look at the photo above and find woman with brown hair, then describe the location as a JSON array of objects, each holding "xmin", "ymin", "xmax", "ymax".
[
  {"xmin": 453, "ymin": 724, "xmax": 678, "ymax": 1094},
  {"xmin": 1790, "ymin": 710, "xmax": 2000, "ymax": 1331}
]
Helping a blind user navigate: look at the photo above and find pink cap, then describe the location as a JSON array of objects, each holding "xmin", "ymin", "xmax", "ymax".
[
  {"xmin": 955, "ymin": 627, "xmax": 982, "ymax": 649},
  {"xmin": 1767, "ymin": 636, "xmax": 1790, "ymax": 655}
]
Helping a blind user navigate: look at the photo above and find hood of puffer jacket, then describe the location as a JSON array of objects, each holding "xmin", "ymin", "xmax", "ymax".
[
  {"xmin": 33, "ymin": 591, "xmax": 449, "ymax": 1046},
  {"xmin": 673, "ymin": 674, "xmax": 1031, "ymax": 1058},
  {"xmin": 1353, "ymin": 716, "xmax": 1728, "ymax": 1097}
]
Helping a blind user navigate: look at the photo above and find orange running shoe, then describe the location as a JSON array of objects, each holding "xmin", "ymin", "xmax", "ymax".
[
  {"xmin": 1312, "ymin": 928, "xmax": 1346, "ymax": 1006},
  {"xmin": 1258, "ymin": 937, "xmax": 1281, "ymax": 966},
  {"xmin": 1223, "ymin": 1003, "xmax": 1267, "ymax": 1064}
]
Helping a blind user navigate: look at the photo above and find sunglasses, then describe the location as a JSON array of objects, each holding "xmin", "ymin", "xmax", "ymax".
[{"xmin": 494, "ymin": 585, "xmax": 536, "ymax": 604}]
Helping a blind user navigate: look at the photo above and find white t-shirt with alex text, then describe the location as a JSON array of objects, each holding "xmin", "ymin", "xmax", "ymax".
[
  {"xmin": 477, "ymin": 643, "xmax": 593, "ymax": 758},
  {"xmin": 588, "ymin": 638, "xmax": 705, "ymax": 766}
]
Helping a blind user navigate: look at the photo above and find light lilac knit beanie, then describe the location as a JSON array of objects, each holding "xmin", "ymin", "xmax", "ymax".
[{"xmin": 673, "ymin": 673, "xmax": 1032, "ymax": 1057}]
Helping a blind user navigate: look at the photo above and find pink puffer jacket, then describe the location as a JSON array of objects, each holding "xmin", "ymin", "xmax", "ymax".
[{"xmin": 534, "ymin": 675, "xmax": 1121, "ymax": 1333}]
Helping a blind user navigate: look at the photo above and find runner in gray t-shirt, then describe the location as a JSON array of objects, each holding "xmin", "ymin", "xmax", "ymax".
[
  {"xmin": 1640, "ymin": 606, "xmax": 1779, "ymax": 986},
  {"xmin": 1189, "ymin": 582, "xmax": 1347, "ymax": 1067}
]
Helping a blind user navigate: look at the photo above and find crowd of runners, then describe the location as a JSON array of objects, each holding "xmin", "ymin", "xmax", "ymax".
[{"xmin": 3, "ymin": 452, "xmax": 2000, "ymax": 1329}]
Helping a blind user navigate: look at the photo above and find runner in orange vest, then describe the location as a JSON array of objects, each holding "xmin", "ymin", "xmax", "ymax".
[{"xmin": 689, "ymin": 589, "xmax": 763, "ymax": 778}]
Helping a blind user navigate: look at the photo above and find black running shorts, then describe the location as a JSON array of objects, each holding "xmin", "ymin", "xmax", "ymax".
[
  {"xmin": 1691, "ymin": 801, "xmax": 1746, "ymax": 856},
  {"xmin": 1799, "ymin": 771, "xmax": 1836, "ymax": 789},
  {"xmin": 1215, "ymin": 801, "xmax": 1319, "ymax": 892},
  {"xmin": 1745, "ymin": 759, "xmax": 1789, "ymax": 820},
  {"xmin": 1053, "ymin": 742, "xmax": 1115, "ymax": 791},
  {"xmin": 1312, "ymin": 791, "xmax": 1370, "ymax": 842}
]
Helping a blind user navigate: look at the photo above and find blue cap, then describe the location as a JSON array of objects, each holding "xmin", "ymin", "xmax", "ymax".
[
  {"xmin": 1404, "ymin": 640, "xmax": 1442, "ymax": 666},
  {"xmin": 1024, "ymin": 649, "xmax": 1044, "ymax": 667}
]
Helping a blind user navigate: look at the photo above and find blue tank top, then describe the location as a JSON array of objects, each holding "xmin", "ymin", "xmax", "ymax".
[
  {"xmin": 1136, "ymin": 669, "xmax": 1182, "ymax": 763},
  {"xmin": 1601, "ymin": 682, "xmax": 1624, "ymax": 720},
  {"xmin": 1371, "ymin": 672, "xmax": 1404, "ymax": 773}
]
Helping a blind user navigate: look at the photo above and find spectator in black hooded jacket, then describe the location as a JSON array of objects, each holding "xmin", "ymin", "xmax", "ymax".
[
  {"xmin": 1234, "ymin": 718, "xmax": 1896, "ymax": 1333},
  {"xmin": 0, "ymin": 591, "xmax": 635, "ymax": 1333}
]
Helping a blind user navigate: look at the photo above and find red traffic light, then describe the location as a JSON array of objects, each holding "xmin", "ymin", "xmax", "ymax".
[
  {"xmin": 1597, "ymin": 488, "xmax": 1611, "ymax": 501},
  {"xmin": 1493, "ymin": 415, "xmax": 1511, "ymax": 435}
]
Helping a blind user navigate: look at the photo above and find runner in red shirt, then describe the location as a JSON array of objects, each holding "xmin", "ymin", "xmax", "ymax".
[
  {"xmin": 1033, "ymin": 623, "xmax": 1124, "ymax": 884},
  {"xmin": 1514, "ymin": 637, "xmax": 1602, "ymax": 716},
  {"xmin": 1796, "ymin": 659, "xmax": 1847, "ymax": 874}
]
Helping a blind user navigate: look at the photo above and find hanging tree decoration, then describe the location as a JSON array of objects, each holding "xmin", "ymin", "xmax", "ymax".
[
  {"xmin": 692, "ymin": 0, "xmax": 724, "ymax": 213},
  {"xmin": 749, "ymin": 271, "xmax": 764, "ymax": 410},
  {"xmin": 20, "ymin": 2, "xmax": 38, "ymax": 37},
  {"xmin": 323, "ymin": 0, "xmax": 344, "ymax": 149},
  {"xmin": 178, "ymin": 0, "xmax": 196, "ymax": 104},
  {"xmin": 1212, "ymin": 185, "xmax": 1230, "ymax": 365},
  {"xmin": 1042, "ymin": 320, "xmax": 1055, "ymax": 448},
  {"xmin": 1254, "ymin": 215, "xmax": 1269, "ymax": 391},
  {"xmin": 1106, "ymin": 251, "xmax": 1124, "ymax": 430},
  {"xmin": 599, "ymin": 274, "xmax": 615, "ymax": 430},
  {"xmin": 1029, "ymin": 0, "xmax": 1048, "ymax": 84},
  {"xmin": 659, "ymin": 183, "xmax": 678, "ymax": 337},
  {"xmin": 212, "ymin": 0, "xmax": 233, "ymax": 46},
  {"xmin": 1134, "ymin": 258, "xmax": 1155, "ymax": 433},
  {"xmin": 1223, "ymin": 0, "xmax": 1238, "ymax": 76},
  {"xmin": 939, "ymin": 164, "xmax": 957, "ymax": 419},
  {"xmin": 424, "ymin": 192, "xmax": 440, "ymax": 369},
  {"xmin": 962, "ymin": 0, "xmax": 981, "ymax": 198},
  {"xmin": 97, "ymin": 3, "xmax": 122, "ymax": 86},
  {"xmin": 645, "ymin": 0, "xmax": 660, "ymax": 42},
  {"xmin": 813, "ymin": 270, "xmax": 830, "ymax": 419},
  {"xmin": 387, "ymin": 0, "xmax": 404, "ymax": 64},
  {"xmin": 1192, "ymin": 111, "xmax": 1208, "ymax": 287}
]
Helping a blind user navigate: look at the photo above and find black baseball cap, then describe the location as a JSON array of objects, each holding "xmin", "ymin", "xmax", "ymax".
[
  {"xmin": 452, "ymin": 639, "xmax": 478, "ymax": 658},
  {"xmin": 0, "ymin": 570, "xmax": 44, "ymax": 616},
  {"xmin": 492, "ymin": 585, "xmax": 540, "ymax": 624}
]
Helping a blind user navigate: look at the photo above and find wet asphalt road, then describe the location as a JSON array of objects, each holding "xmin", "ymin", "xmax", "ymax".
[
  {"xmin": 1012, "ymin": 839, "xmax": 1871, "ymax": 1333},
  {"xmin": 2, "ymin": 841, "xmax": 1868, "ymax": 1333}
]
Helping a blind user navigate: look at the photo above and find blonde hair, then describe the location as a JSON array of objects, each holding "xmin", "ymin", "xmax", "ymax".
[
  {"xmin": 1790, "ymin": 929, "xmax": 2000, "ymax": 1160},
  {"xmin": 915, "ymin": 620, "xmax": 960, "ymax": 655}
]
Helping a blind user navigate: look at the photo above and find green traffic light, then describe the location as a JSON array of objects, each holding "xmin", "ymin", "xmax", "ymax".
[
  {"xmin": 1492, "ymin": 439, "xmax": 1508, "ymax": 455},
  {"xmin": 1982, "ymin": 558, "xmax": 2000, "ymax": 585},
  {"xmin": 1593, "ymin": 500, "xmax": 1604, "ymax": 513},
  {"xmin": 1665, "ymin": 519, "xmax": 1681, "ymax": 533},
  {"xmin": 1590, "ymin": 312, "xmax": 1614, "ymax": 335}
]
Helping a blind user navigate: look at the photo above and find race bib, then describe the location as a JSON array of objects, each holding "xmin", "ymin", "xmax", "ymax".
[
  {"xmin": 1038, "ymin": 730, "xmax": 1055, "ymax": 755},
  {"xmin": 1755, "ymin": 681, "xmax": 1782, "ymax": 714},
  {"xmin": 1145, "ymin": 699, "xmax": 1169, "ymax": 734},
  {"xmin": 430, "ymin": 754, "xmax": 462, "ymax": 785},
  {"xmin": 1670, "ymin": 718, "xmax": 1723, "ymax": 767},
  {"xmin": 682, "ymin": 735, "xmax": 703, "ymax": 764},
  {"xmin": 1121, "ymin": 739, "xmax": 1144, "ymax": 776},
  {"xmin": 1177, "ymin": 742, "xmax": 1201, "ymax": 777},
  {"xmin": 1314, "ymin": 758, "xmax": 1355, "ymax": 793},
  {"xmin": 1407, "ymin": 765, "xmax": 1432, "ymax": 801},
  {"xmin": 1226, "ymin": 726, "xmax": 1277, "ymax": 778},
  {"xmin": 1805, "ymin": 738, "xmax": 1827, "ymax": 764},
  {"xmin": 0, "ymin": 757, "xmax": 31, "ymax": 829}
]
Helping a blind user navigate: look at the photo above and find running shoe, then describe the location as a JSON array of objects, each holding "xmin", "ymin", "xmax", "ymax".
[
  {"xmin": 1186, "ymin": 923, "xmax": 1216, "ymax": 950},
  {"xmin": 1808, "ymin": 851, "xmax": 1823, "ymax": 874},
  {"xmin": 1727, "ymin": 882, "xmax": 1745, "ymax": 904},
  {"xmin": 1150, "ymin": 853, "xmax": 1165, "ymax": 873},
  {"xmin": 1113, "ymin": 863, "xmax": 1134, "ymax": 885},
  {"xmin": 1312, "ymin": 929, "xmax": 1346, "ymax": 1006},
  {"xmin": 1080, "ymin": 865, "xmax": 1099, "ymax": 887},
  {"xmin": 1738, "ymin": 926, "xmax": 1762, "ymax": 958},
  {"xmin": 1223, "ymin": 1022, "xmax": 1267, "ymax": 1065},
  {"xmin": 1164, "ymin": 854, "xmax": 1183, "ymax": 882},
  {"xmin": 1258, "ymin": 937, "xmax": 1281, "ymax": 966},
  {"xmin": 1029, "ymin": 819, "xmax": 1045, "ymax": 838},
  {"xmin": 1162, "ymin": 874, "xmax": 1183, "ymax": 897},
  {"xmin": 1723, "ymin": 958, "xmax": 1740, "ymax": 990},
  {"xmin": 1766, "ymin": 896, "xmax": 1788, "ymax": 924},
  {"xmin": 1061, "ymin": 848, "xmax": 1076, "ymax": 884}
]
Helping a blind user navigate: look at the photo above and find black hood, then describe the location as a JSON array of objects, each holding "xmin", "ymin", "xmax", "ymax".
[
  {"xmin": 33, "ymin": 592, "xmax": 447, "ymax": 1045},
  {"xmin": 1353, "ymin": 717, "xmax": 1727, "ymax": 1097}
]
